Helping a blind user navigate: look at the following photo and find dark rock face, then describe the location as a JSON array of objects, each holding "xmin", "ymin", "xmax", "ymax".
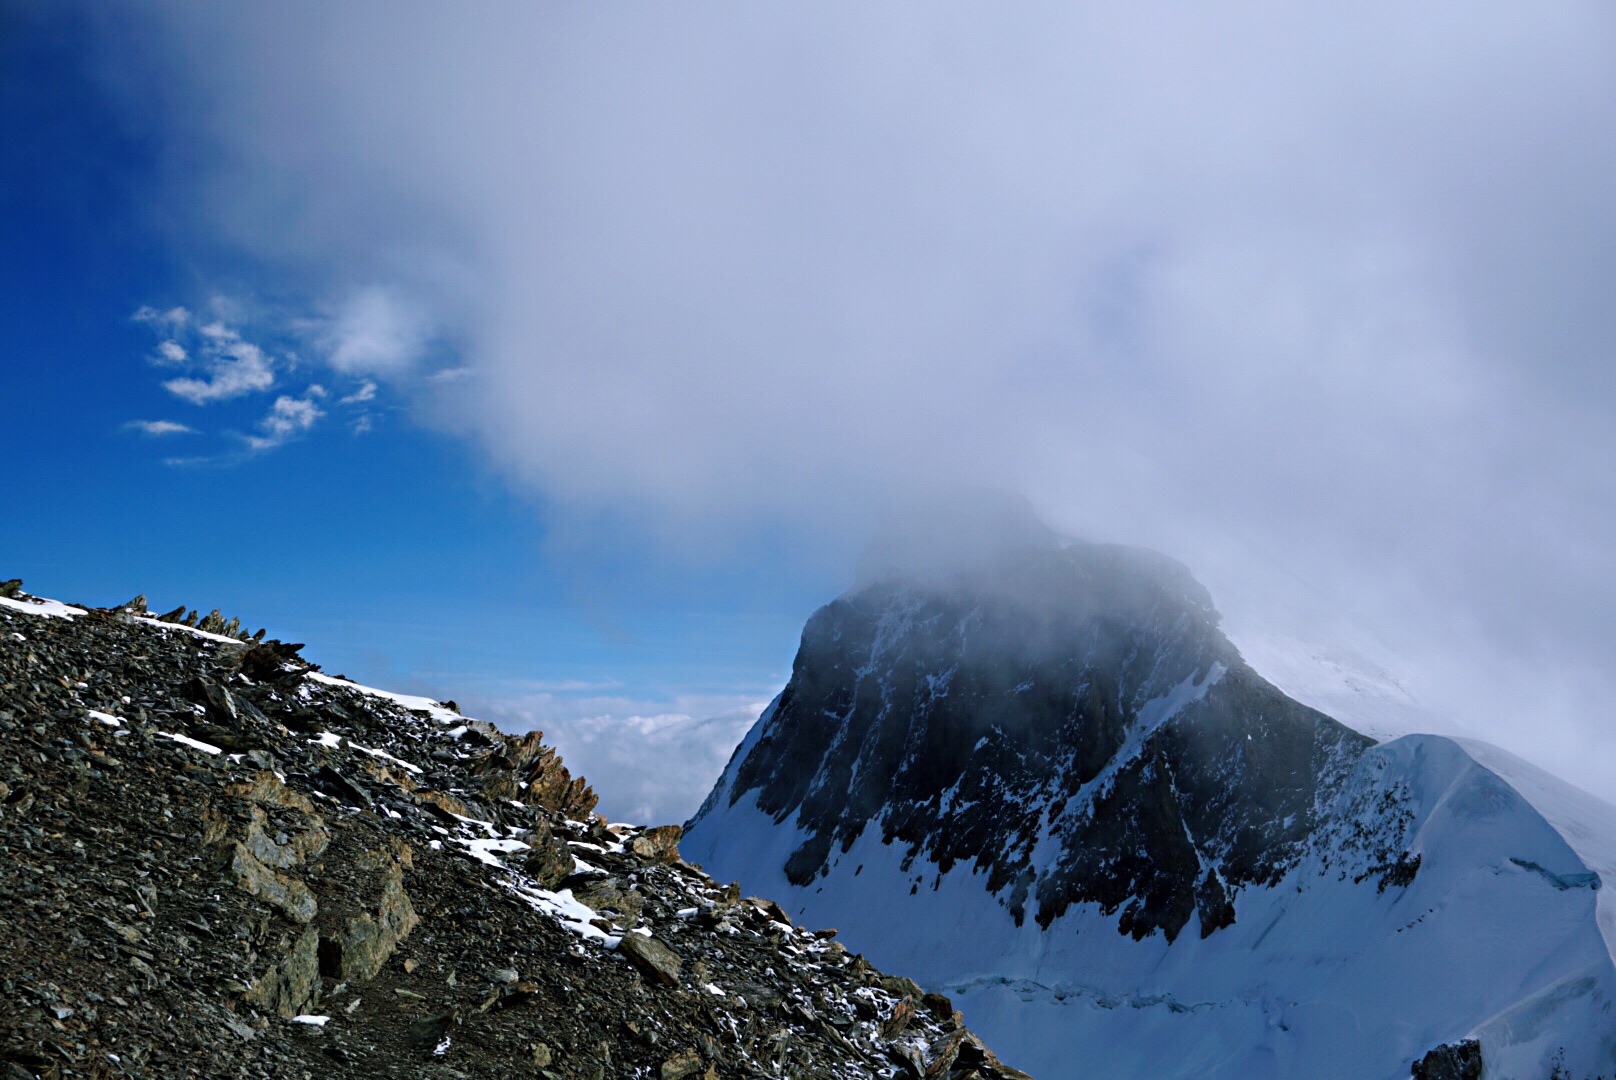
[
  {"xmin": 1411, "ymin": 1039, "xmax": 1483, "ymax": 1080},
  {"xmin": 0, "ymin": 584, "xmax": 1025, "ymax": 1079},
  {"xmin": 699, "ymin": 541, "xmax": 1371, "ymax": 940}
]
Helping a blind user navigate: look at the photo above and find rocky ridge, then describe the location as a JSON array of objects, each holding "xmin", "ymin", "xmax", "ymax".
[
  {"xmin": 693, "ymin": 542, "xmax": 1376, "ymax": 942},
  {"xmin": 0, "ymin": 582, "xmax": 1029, "ymax": 1080}
]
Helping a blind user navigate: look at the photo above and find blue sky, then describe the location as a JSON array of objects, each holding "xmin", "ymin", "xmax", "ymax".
[
  {"xmin": 5, "ymin": 4, "xmax": 1616, "ymax": 817},
  {"xmin": 0, "ymin": 9, "xmax": 821, "ymax": 820}
]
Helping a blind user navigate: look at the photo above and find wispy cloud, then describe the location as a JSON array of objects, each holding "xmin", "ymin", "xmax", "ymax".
[
  {"xmin": 137, "ymin": 308, "xmax": 279, "ymax": 406},
  {"xmin": 162, "ymin": 322, "xmax": 275, "ymax": 404},
  {"xmin": 324, "ymin": 286, "xmax": 429, "ymax": 375},
  {"xmin": 339, "ymin": 380, "xmax": 377, "ymax": 404},
  {"xmin": 124, "ymin": 419, "xmax": 197, "ymax": 437},
  {"xmin": 132, "ymin": 305, "xmax": 189, "ymax": 335},
  {"xmin": 131, "ymin": 296, "xmax": 391, "ymax": 459},
  {"xmin": 134, "ymin": 306, "xmax": 193, "ymax": 367},
  {"xmin": 243, "ymin": 386, "xmax": 326, "ymax": 452}
]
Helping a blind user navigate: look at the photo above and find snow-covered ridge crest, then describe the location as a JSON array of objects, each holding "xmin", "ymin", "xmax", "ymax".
[
  {"xmin": 0, "ymin": 592, "xmax": 87, "ymax": 620},
  {"xmin": 1241, "ymin": 628, "xmax": 1616, "ymax": 971},
  {"xmin": 1453, "ymin": 738, "xmax": 1616, "ymax": 962}
]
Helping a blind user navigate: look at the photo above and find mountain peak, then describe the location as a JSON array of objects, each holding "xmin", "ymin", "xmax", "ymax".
[
  {"xmin": 685, "ymin": 543, "xmax": 1616, "ymax": 1080},
  {"xmin": 696, "ymin": 540, "xmax": 1362, "ymax": 940}
]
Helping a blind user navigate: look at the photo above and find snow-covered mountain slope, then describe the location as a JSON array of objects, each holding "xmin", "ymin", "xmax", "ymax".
[
  {"xmin": 685, "ymin": 541, "xmax": 1616, "ymax": 1079},
  {"xmin": 1228, "ymin": 626, "xmax": 1449, "ymax": 742}
]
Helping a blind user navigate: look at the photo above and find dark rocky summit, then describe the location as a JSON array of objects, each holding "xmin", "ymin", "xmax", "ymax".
[
  {"xmin": 695, "ymin": 540, "xmax": 1374, "ymax": 941},
  {"xmin": 0, "ymin": 584, "xmax": 1028, "ymax": 1079}
]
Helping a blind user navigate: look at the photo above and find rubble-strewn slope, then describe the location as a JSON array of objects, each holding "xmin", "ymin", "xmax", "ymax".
[{"xmin": 0, "ymin": 583, "xmax": 1029, "ymax": 1080}]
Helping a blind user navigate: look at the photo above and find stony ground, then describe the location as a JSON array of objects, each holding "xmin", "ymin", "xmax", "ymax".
[{"xmin": 0, "ymin": 583, "xmax": 1032, "ymax": 1080}]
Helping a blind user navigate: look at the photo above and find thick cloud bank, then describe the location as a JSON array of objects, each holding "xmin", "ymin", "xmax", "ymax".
[{"xmin": 87, "ymin": 3, "xmax": 1616, "ymax": 799}]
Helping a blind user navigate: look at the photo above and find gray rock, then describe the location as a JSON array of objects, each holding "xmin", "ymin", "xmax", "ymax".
[
  {"xmin": 617, "ymin": 933, "xmax": 682, "ymax": 986},
  {"xmin": 521, "ymin": 820, "xmax": 575, "ymax": 890},
  {"xmin": 318, "ymin": 849, "xmax": 418, "ymax": 981},
  {"xmin": 243, "ymin": 925, "xmax": 320, "ymax": 1017},
  {"xmin": 406, "ymin": 1010, "xmax": 457, "ymax": 1050},
  {"xmin": 228, "ymin": 841, "xmax": 318, "ymax": 923}
]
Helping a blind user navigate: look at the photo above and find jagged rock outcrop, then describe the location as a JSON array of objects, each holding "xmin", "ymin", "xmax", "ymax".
[{"xmin": 0, "ymin": 583, "xmax": 1027, "ymax": 1079}]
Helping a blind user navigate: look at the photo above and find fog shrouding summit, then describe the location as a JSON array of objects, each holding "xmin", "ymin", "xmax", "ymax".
[
  {"xmin": 75, "ymin": 2, "xmax": 1616, "ymax": 801},
  {"xmin": 854, "ymin": 489, "xmax": 1061, "ymax": 590}
]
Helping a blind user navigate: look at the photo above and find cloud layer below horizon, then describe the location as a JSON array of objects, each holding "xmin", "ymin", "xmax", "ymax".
[{"xmin": 85, "ymin": 2, "xmax": 1616, "ymax": 800}]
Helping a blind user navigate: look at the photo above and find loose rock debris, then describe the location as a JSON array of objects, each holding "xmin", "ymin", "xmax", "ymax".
[{"xmin": 0, "ymin": 584, "xmax": 1031, "ymax": 1079}]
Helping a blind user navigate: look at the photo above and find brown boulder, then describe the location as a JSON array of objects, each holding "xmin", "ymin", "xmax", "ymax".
[
  {"xmin": 659, "ymin": 1048, "xmax": 707, "ymax": 1080},
  {"xmin": 629, "ymin": 824, "xmax": 684, "ymax": 863}
]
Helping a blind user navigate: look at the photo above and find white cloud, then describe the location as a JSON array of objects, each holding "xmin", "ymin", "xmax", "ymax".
[
  {"xmin": 134, "ymin": 307, "xmax": 195, "ymax": 367},
  {"xmin": 132, "ymin": 292, "xmax": 388, "ymax": 450},
  {"xmin": 124, "ymin": 419, "xmax": 197, "ymax": 436},
  {"xmin": 324, "ymin": 286, "xmax": 429, "ymax": 375},
  {"xmin": 340, "ymin": 380, "xmax": 377, "ymax": 404},
  {"xmin": 132, "ymin": 305, "xmax": 189, "ymax": 334},
  {"xmin": 471, "ymin": 691, "xmax": 771, "ymax": 825},
  {"xmin": 158, "ymin": 321, "xmax": 275, "ymax": 404},
  {"xmin": 244, "ymin": 388, "xmax": 325, "ymax": 452}
]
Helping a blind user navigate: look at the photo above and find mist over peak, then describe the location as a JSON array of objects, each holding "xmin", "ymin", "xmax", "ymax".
[
  {"xmin": 854, "ymin": 488, "xmax": 1059, "ymax": 588},
  {"xmin": 849, "ymin": 489, "xmax": 1218, "ymax": 649}
]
